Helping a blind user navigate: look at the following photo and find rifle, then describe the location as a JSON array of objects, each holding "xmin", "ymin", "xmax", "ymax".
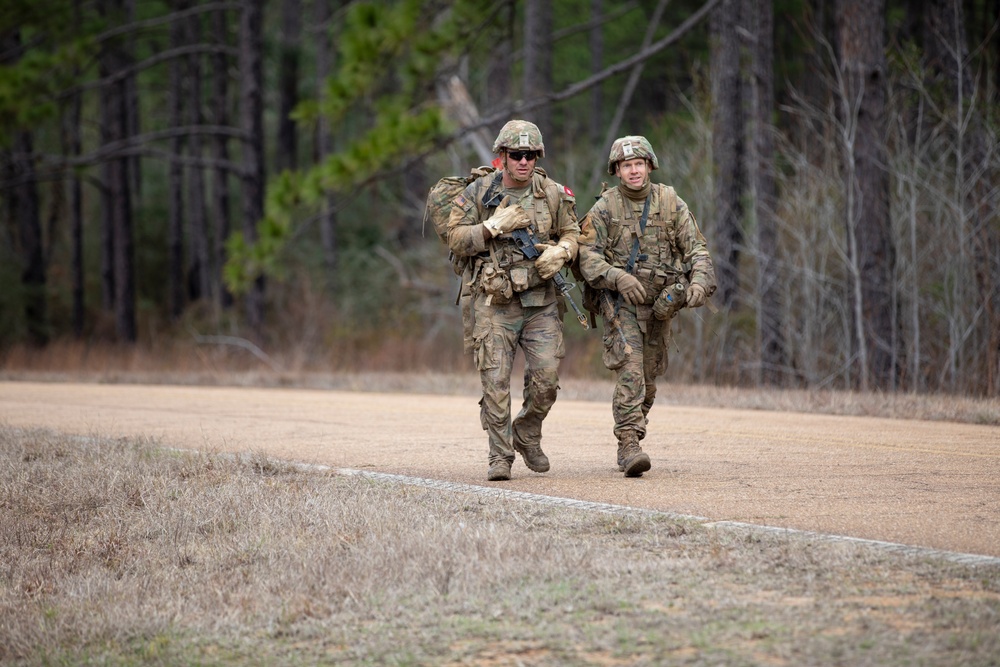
[
  {"xmin": 510, "ymin": 227, "xmax": 590, "ymax": 329},
  {"xmin": 596, "ymin": 288, "xmax": 632, "ymax": 356},
  {"xmin": 482, "ymin": 173, "xmax": 589, "ymax": 329}
]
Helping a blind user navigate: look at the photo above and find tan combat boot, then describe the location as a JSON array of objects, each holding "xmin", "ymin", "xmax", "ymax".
[
  {"xmin": 514, "ymin": 437, "xmax": 550, "ymax": 473},
  {"xmin": 617, "ymin": 430, "xmax": 651, "ymax": 477},
  {"xmin": 487, "ymin": 458, "xmax": 512, "ymax": 481}
]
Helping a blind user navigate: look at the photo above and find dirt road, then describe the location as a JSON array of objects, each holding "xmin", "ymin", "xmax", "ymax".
[{"xmin": 3, "ymin": 381, "xmax": 998, "ymax": 558}]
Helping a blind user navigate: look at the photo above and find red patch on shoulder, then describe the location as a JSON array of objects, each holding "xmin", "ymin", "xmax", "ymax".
[{"xmin": 563, "ymin": 185, "xmax": 574, "ymax": 196}]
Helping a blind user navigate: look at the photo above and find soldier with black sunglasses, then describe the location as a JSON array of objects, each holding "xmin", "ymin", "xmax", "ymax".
[{"xmin": 446, "ymin": 120, "xmax": 581, "ymax": 481}]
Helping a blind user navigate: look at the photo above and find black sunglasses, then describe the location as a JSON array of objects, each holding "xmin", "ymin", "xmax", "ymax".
[{"xmin": 507, "ymin": 150, "xmax": 538, "ymax": 162}]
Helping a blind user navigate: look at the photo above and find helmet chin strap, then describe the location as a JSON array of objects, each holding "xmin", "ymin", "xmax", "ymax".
[{"xmin": 502, "ymin": 155, "xmax": 534, "ymax": 187}]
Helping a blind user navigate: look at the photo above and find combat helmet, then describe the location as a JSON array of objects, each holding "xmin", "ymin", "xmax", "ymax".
[
  {"xmin": 492, "ymin": 119, "xmax": 546, "ymax": 158},
  {"xmin": 607, "ymin": 135, "xmax": 658, "ymax": 175}
]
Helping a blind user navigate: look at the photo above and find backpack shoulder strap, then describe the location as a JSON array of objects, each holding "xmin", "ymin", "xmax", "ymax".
[
  {"xmin": 660, "ymin": 184, "xmax": 677, "ymax": 221},
  {"xmin": 475, "ymin": 170, "xmax": 504, "ymax": 210},
  {"xmin": 601, "ymin": 186, "xmax": 626, "ymax": 231},
  {"xmin": 533, "ymin": 170, "xmax": 572, "ymax": 220}
]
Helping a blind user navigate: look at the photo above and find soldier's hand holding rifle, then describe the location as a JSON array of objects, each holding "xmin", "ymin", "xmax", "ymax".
[{"xmin": 533, "ymin": 241, "xmax": 572, "ymax": 280}]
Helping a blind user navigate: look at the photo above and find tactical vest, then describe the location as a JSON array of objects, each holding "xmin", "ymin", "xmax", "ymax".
[
  {"xmin": 470, "ymin": 168, "xmax": 566, "ymax": 306},
  {"xmin": 599, "ymin": 183, "xmax": 688, "ymax": 306}
]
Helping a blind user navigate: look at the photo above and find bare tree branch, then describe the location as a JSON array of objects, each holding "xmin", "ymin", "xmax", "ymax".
[
  {"xmin": 354, "ymin": 0, "xmax": 722, "ymax": 193},
  {"xmin": 374, "ymin": 245, "xmax": 447, "ymax": 296},
  {"xmin": 551, "ymin": 2, "xmax": 640, "ymax": 41},
  {"xmin": 189, "ymin": 328, "xmax": 283, "ymax": 372},
  {"xmin": 588, "ymin": 0, "xmax": 672, "ymax": 191}
]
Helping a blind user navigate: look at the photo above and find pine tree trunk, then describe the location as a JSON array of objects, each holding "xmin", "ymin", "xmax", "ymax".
[
  {"xmin": 710, "ymin": 0, "xmax": 746, "ymax": 309},
  {"xmin": 66, "ymin": 87, "xmax": 84, "ymax": 338},
  {"xmin": 750, "ymin": 0, "xmax": 785, "ymax": 385},
  {"xmin": 2, "ymin": 33, "xmax": 49, "ymax": 346},
  {"xmin": 125, "ymin": 0, "xmax": 141, "ymax": 202},
  {"xmin": 924, "ymin": 0, "xmax": 999, "ymax": 395},
  {"xmin": 115, "ymin": 4, "xmax": 136, "ymax": 342},
  {"xmin": 589, "ymin": 0, "xmax": 604, "ymax": 145},
  {"xmin": 168, "ymin": 1, "xmax": 187, "ymax": 320},
  {"xmin": 100, "ymin": 65, "xmax": 116, "ymax": 313},
  {"xmin": 594, "ymin": 0, "xmax": 669, "ymax": 196},
  {"xmin": 187, "ymin": 7, "xmax": 210, "ymax": 303},
  {"xmin": 11, "ymin": 130, "xmax": 49, "ymax": 346},
  {"xmin": 315, "ymin": 0, "xmax": 340, "ymax": 281},
  {"xmin": 211, "ymin": 4, "xmax": 234, "ymax": 309},
  {"xmin": 240, "ymin": 0, "xmax": 266, "ymax": 337},
  {"xmin": 837, "ymin": 0, "xmax": 895, "ymax": 390},
  {"xmin": 277, "ymin": 0, "xmax": 301, "ymax": 173},
  {"xmin": 485, "ymin": 0, "xmax": 514, "ymax": 112},
  {"xmin": 523, "ymin": 0, "xmax": 553, "ymax": 132},
  {"xmin": 107, "ymin": 83, "xmax": 136, "ymax": 341}
]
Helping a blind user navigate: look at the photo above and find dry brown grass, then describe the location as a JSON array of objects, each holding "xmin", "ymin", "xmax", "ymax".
[
  {"xmin": 3, "ymin": 338, "xmax": 998, "ymax": 426},
  {"xmin": 2, "ymin": 426, "xmax": 998, "ymax": 666}
]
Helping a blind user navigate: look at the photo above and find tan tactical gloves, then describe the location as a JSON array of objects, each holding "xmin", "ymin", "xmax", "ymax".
[
  {"xmin": 607, "ymin": 267, "xmax": 647, "ymax": 305},
  {"xmin": 483, "ymin": 205, "xmax": 531, "ymax": 237},
  {"xmin": 687, "ymin": 284, "xmax": 708, "ymax": 308},
  {"xmin": 686, "ymin": 283, "xmax": 708, "ymax": 308},
  {"xmin": 533, "ymin": 242, "xmax": 572, "ymax": 279}
]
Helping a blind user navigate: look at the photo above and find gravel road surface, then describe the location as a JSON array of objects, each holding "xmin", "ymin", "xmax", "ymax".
[{"xmin": 2, "ymin": 381, "xmax": 997, "ymax": 558}]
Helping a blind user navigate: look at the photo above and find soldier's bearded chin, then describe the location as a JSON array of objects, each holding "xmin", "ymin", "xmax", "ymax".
[{"xmin": 506, "ymin": 162, "xmax": 533, "ymax": 185}]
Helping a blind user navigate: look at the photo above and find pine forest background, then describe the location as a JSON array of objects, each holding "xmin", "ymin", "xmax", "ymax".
[{"xmin": 1, "ymin": 0, "xmax": 998, "ymax": 396}]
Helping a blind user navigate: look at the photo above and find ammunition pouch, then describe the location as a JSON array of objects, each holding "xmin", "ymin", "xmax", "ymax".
[
  {"xmin": 479, "ymin": 264, "xmax": 513, "ymax": 305},
  {"xmin": 635, "ymin": 303, "xmax": 653, "ymax": 325},
  {"xmin": 509, "ymin": 259, "xmax": 545, "ymax": 293}
]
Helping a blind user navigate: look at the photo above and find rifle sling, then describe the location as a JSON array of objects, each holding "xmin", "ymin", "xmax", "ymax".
[
  {"xmin": 626, "ymin": 194, "xmax": 651, "ymax": 273},
  {"xmin": 614, "ymin": 193, "xmax": 651, "ymax": 318}
]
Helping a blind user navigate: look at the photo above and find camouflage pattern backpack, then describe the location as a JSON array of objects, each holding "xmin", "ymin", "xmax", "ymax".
[{"xmin": 423, "ymin": 165, "xmax": 495, "ymax": 274}]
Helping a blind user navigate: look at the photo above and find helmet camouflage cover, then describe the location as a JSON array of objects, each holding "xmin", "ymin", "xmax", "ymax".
[
  {"xmin": 607, "ymin": 135, "xmax": 658, "ymax": 174},
  {"xmin": 492, "ymin": 119, "xmax": 546, "ymax": 157}
]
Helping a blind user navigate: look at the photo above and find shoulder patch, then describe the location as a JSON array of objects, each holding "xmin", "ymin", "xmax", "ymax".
[
  {"xmin": 562, "ymin": 185, "xmax": 574, "ymax": 197},
  {"xmin": 454, "ymin": 194, "xmax": 467, "ymax": 207}
]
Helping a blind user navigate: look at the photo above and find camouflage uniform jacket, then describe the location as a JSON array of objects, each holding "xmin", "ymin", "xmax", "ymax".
[
  {"xmin": 447, "ymin": 168, "xmax": 580, "ymax": 308},
  {"xmin": 577, "ymin": 183, "xmax": 716, "ymax": 308}
]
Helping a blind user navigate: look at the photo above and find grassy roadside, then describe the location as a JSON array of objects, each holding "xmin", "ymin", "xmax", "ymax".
[{"xmin": 2, "ymin": 426, "xmax": 998, "ymax": 666}]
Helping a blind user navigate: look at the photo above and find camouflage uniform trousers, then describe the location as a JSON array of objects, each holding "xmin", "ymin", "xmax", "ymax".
[
  {"xmin": 472, "ymin": 294, "xmax": 565, "ymax": 466},
  {"xmin": 606, "ymin": 308, "xmax": 671, "ymax": 440}
]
